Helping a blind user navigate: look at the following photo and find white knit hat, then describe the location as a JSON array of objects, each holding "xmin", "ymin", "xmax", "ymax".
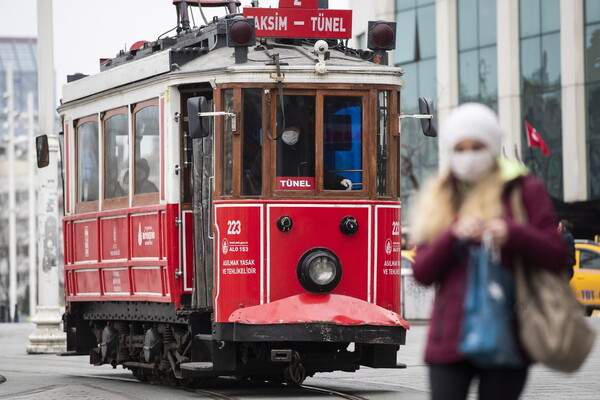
[{"xmin": 440, "ymin": 103, "xmax": 502, "ymax": 157}]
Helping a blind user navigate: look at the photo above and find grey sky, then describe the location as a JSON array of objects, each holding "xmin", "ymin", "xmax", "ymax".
[{"xmin": 0, "ymin": 0, "xmax": 349, "ymax": 104}]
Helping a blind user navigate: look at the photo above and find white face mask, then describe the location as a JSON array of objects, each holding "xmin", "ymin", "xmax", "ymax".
[
  {"xmin": 282, "ymin": 129, "xmax": 300, "ymax": 146},
  {"xmin": 449, "ymin": 149, "xmax": 495, "ymax": 183}
]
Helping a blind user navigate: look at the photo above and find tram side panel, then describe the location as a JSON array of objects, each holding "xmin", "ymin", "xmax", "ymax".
[
  {"xmin": 213, "ymin": 203, "xmax": 263, "ymax": 322},
  {"xmin": 63, "ymin": 204, "xmax": 184, "ymax": 305},
  {"xmin": 373, "ymin": 205, "xmax": 402, "ymax": 314}
]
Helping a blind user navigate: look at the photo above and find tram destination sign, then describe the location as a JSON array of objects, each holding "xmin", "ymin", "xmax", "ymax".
[{"xmin": 243, "ymin": 8, "xmax": 352, "ymax": 39}]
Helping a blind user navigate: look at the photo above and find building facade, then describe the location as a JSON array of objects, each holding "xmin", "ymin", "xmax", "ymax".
[
  {"xmin": 0, "ymin": 37, "xmax": 39, "ymax": 318},
  {"xmin": 350, "ymin": 0, "xmax": 600, "ymax": 237}
]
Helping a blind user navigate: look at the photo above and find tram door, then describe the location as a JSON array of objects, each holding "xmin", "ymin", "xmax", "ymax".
[{"xmin": 181, "ymin": 84, "xmax": 214, "ymax": 309}]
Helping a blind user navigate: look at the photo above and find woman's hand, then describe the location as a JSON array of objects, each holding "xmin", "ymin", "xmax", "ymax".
[
  {"xmin": 452, "ymin": 216, "xmax": 485, "ymax": 241},
  {"xmin": 483, "ymin": 218, "xmax": 508, "ymax": 247}
]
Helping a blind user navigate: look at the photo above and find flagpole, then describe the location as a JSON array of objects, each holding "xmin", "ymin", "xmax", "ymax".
[
  {"xmin": 524, "ymin": 119, "xmax": 537, "ymax": 177},
  {"xmin": 529, "ymin": 146, "xmax": 537, "ymax": 177}
]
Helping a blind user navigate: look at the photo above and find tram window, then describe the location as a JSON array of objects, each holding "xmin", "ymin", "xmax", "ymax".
[
  {"xmin": 222, "ymin": 89, "xmax": 234, "ymax": 196},
  {"xmin": 77, "ymin": 120, "xmax": 99, "ymax": 203},
  {"xmin": 134, "ymin": 105, "xmax": 159, "ymax": 195},
  {"xmin": 104, "ymin": 113, "xmax": 129, "ymax": 199},
  {"xmin": 276, "ymin": 95, "xmax": 316, "ymax": 190},
  {"xmin": 377, "ymin": 91, "xmax": 389, "ymax": 196},
  {"xmin": 242, "ymin": 89, "xmax": 263, "ymax": 196},
  {"xmin": 323, "ymin": 96, "xmax": 362, "ymax": 191}
]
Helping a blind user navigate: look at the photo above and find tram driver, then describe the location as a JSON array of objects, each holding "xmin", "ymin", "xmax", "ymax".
[{"xmin": 279, "ymin": 126, "xmax": 352, "ymax": 190}]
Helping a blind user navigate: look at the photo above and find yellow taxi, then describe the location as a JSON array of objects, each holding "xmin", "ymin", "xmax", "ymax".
[
  {"xmin": 401, "ymin": 248, "xmax": 416, "ymax": 271},
  {"xmin": 571, "ymin": 238, "xmax": 600, "ymax": 315}
]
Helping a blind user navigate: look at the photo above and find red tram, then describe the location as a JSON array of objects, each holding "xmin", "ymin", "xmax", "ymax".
[{"xmin": 43, "ymin": 0, "xmax": 434, "ymax": 385}]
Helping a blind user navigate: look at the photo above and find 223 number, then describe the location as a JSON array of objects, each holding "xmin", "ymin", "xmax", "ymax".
[
  {"xmin": 391, "ymin": 221, "xmax": 400, "ymax": 236},
  {"xmin": 227, "ymin": 220, "xmax": 242, "ymax": 235}
]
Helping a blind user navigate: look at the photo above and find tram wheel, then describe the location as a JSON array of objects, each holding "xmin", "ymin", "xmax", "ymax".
[
  {"xmin": 131, "ymin": 367, "xmax": 149, "ymax": 383},
  {"xmin": 283, "ymin": 352, "xmax": 306, "ymax": 386}
]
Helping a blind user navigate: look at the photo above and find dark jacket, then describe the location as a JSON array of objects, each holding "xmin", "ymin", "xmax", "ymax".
[
  {"xmin": 412, "ymin": 172, "xmax": 567, "ymax": 364},
  {"xmin": 562, "ymin": 230, "xmax": 576, "ymax": 280}
]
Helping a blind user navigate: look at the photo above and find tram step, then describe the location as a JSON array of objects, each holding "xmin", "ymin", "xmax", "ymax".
[{"xmin": 181, "ymin": 361, "xmax": 214, "ymax": 372}]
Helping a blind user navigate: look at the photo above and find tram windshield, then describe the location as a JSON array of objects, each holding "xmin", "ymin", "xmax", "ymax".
[
  {"xmin": 275, "ymin": 94, "xmax": 362, "ymax": 192},
  {"xmin": 323, "ymin": 96, "xmax": 362, "ymax": 190},
  {"xmin": 276, "ymin": 95, "xmax": 316, "ymax": 189}
]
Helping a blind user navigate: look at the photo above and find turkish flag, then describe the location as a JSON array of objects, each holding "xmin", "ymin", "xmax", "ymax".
[{"xmin": 525, "ymin": 121, "xmax": 550, "ymax": 156}]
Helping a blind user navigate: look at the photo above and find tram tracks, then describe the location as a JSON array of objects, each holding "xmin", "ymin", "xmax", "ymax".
[
  {"xmin": 2, "ymin": 366, "xmax": 372, "ymax": 400},
  {"xmin": 300, "ymin": 384, "xmax": 370, "ymax": 400}
]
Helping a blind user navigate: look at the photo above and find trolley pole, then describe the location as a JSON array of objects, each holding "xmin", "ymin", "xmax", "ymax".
[{"xmin": 27, "ymin": 0, "xmax": 66, "ymax": 353}]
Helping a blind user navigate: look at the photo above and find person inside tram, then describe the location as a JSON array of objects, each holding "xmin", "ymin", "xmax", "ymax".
[
  {"xmin": 135, "ymin": 158, "xmax": 159, "ymax": 194},
  {"xmin": 279, "ymin": 126, "xmax": 352, "ymax": 190},
  {"xmin": 114, "ymin": 168, "xmax": 129, "ymax": 198}
]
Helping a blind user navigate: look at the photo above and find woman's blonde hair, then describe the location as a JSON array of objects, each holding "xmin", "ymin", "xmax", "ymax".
[{"xmin": 409, "ymin": 166, "xmax": 504, "ymax": 245}]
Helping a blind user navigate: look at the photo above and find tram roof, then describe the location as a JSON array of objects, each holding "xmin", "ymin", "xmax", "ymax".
[{"xmin": 60, "ymin": 17, "xmax": 404, "ymax": 106}]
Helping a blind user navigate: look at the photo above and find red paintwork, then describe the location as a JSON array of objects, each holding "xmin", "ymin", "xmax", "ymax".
[
  {"xmin": 103, "ymin": 268, "xmax": 131, "ymax": 295},
  {"xmin": 213, "ymin": 200, "xmax": 403, "ymax": 324},
  {"xmin": 130, "ymin": 40, "xmax": 150, "ymax": 51},
  {"xmin": 101, "ymin": 216, "xmax": 129, "ymax": 260},
  {"xmin": 214, "ymin": 204, "xmax": 262, "ymax": 321},
  {"xmin": 73, "ymin": 219, "xmax": 99, "ymax": 263},
  {"xmin": 229, "ymin": 293, "xmax": 409, "ymax": 329},
  {"xmin": 268, "ymin": 203, "xmax": 370, "ymax": 302},
  {"xmin": 64, "ymin": 204, "xmax": 184, "ymax": 305},
  {"xmin": 65, "ymin": 197, "xmax": 402, "ymax": 329},
  {"xmin": 131, "ymin": 213, "xmax": 161, "ymax": 259},
  {"xmin": 243, "ymin": 8, "xmax": 352, "ymax": 39},
  {"xmin": 374, "ymin": 205, "xmax": 402, "ymax": 312}
]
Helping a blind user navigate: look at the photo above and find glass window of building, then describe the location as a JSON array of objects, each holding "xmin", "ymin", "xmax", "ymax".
[
  {"xmin": 133, "ymin": 102, "xmax": 160, "ymax": 196},
  {"xmin": 0, "ymin": 38, "xmax": 38, "ymax": 141},
  {"xmin": 103, "ymin": 111, "xmax": 129, "ymax": 200},
  {"xmin": 394, "ymin": 0, "xmax": 438, "ymax": 211},
  {"xmin": 457, "ymin": 0, "xmax": 498, "ymax": 110},
  {"xmin": 585, "ymin": 0, "xmax": 600, "ymax": 199},
  {"xmin": 519, "ymin": 0, "xmax": 562, "ymax": 200}
]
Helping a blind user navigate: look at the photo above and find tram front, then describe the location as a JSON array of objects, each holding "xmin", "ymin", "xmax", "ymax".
[{"xmin": 182, "ymin": 6, "xmax": 425, "ymax": 383}]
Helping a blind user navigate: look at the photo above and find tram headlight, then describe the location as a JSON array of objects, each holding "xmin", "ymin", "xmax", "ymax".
[{"xmin": 297, "ymin": 248, "xmax": 342, "ymax": 293}]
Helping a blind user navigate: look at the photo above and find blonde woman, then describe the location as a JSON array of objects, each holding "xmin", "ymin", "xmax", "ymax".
[{"xmin": 410, "ymin": 103, "xmax": 567, "ymax": 400}]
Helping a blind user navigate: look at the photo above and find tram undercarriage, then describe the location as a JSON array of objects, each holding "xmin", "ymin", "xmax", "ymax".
[{"xmin": 66, "ymin": 302, "xmax": 405, "ymax": 386}]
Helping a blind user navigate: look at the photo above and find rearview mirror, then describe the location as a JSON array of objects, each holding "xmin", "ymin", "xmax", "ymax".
[
  {"xmin": 36, "ymin": 135, "xmax": 49, "ymax": 168},
  {"xmin": 418, "ymin": 97, "xmax": 437, "ymax": 137},
  {"xmin": 187, "ymin": 97, "xmax": 212, "ymax": 139}
]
